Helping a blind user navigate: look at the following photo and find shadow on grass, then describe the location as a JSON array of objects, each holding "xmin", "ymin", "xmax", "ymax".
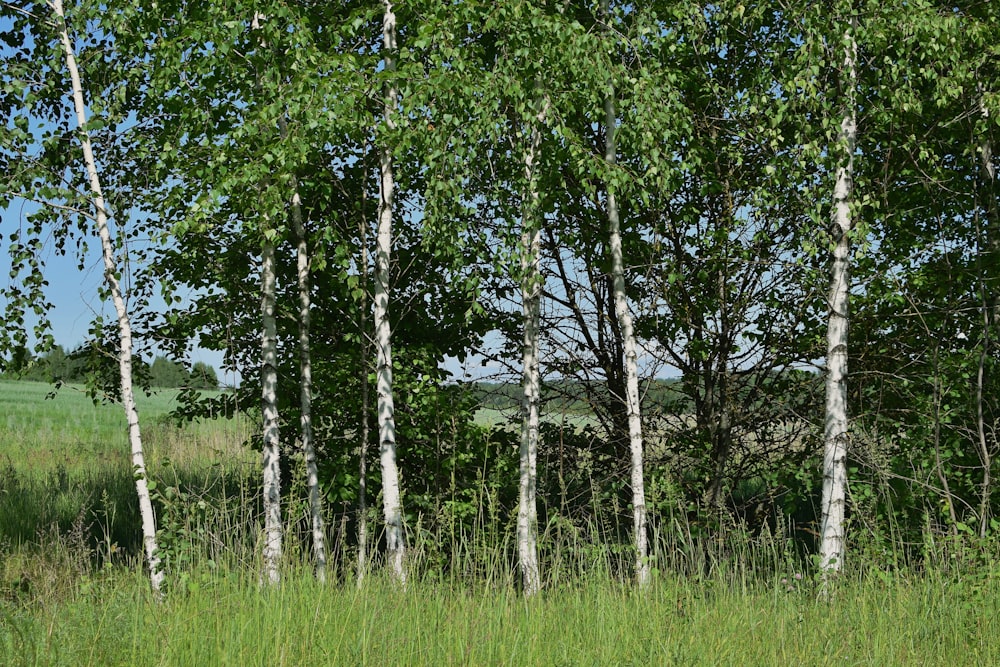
[{"xmin": 0, "ymin": 462, "xmax": 257, "ymax": 577}]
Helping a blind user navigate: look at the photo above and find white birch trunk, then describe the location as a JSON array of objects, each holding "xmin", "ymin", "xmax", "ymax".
[
  {"xmin": 603, "ymin": 65, "xmax": 650, "ymax": 588},
  {"xmin": 376, "ymin": 0, "xmax": 406, "ymax": 585},
  {"xmin": 260, "ymin": 238, "xmax": 283, "ymax": 585},
  {"xmin": 357, "ymin": 170, "xmax": 371, "ymax": 588},
  {"xmin": 251, "ymin": 10, "xmax": 283, "ymax": 587},
  {"xmin": 52, "ymin": 0, "xmax": 163, "ymax": 598},
  {"xmin": 291, "ymin": 188, "xmax": 327, "ymax": 582},
  {"xmin": 268, "ymin": 21, "xmax": 326, "ymax": 582},
  {"xmin": 819, "ymin": 18, "xmax": 857, "ymax": 577},
  {"xmin": 517, "ymin": 94, "xmax": 546, "ymax": 597}
]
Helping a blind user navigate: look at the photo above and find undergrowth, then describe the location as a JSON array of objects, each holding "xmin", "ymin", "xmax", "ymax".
[
  {"xmin": 4, "ymin": 379, "xmax": 1000, "ymax": 664},
  {"xmin": 4, "ymin": 455, "xmax": 1000, "ymax": 666},
  {"xmin": 3, "ymin": 554, "xmax": 1000, "ymax": 666}
]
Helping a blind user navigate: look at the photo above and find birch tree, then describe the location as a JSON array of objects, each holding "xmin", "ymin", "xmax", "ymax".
[
  {"xmin": 376, "ymin": 0, "xmax": 406, "ymax": 585},
  {"xmin": 601, "ymin": 2, "xmax": 649, "ymax": 586},
  {"xmin": 275, "ymin": 37, "xmax": 327, "ymax": 580},
  {"xmin": 836, "ymin": 1, "xmax": 999, "ymax": 548},
  {"xmin": 974, "ymin": 75, "xmax": 998, "ymax": 537},
  {"xmin": 517, "ymin": 89, "xmax": 546, "ymax": 597},
  {"xmin": 819, "ymin": 7, "xmax": 858, "ymax": 577},
  {"xmin": 251, "ymin": 11, "xmax": 283, "ymax": 586},
  {"xmin": 290, "ymin": 181, "xmax": 327, "ymax": 582},
  {"xmin": 356, "ymin": 183, "xmax": 371, "ymax": 587},
  {"xmin": 260, "ymin": 230, "xmax": 282, "ymax": 584},
  {"xmin": 50, "ymin": 0, "xmax": 163, "ymax": 596}
]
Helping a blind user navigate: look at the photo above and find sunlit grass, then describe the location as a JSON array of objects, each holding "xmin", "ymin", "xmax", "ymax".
[
  {"xmin": 3, "ymin": 567, "xmax": 999, "ymax": 666},
  {"xmin": 0, "ymin": 379, "xmax": 250, "ymax": 475},
  {"xmin": 0, "ymin": 378, "xmax": 253, "ymax": 589},
  {"xmin": 3, "ymin": 378, "xmax": 1000, "ymax": 666}
]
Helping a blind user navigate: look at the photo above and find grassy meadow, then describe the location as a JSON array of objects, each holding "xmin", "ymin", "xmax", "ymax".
[
  {"xmin": 0, "ymin": 380, "xmax": 249, "ymax": 472},
  {"xmin": 6, "ymin": 569, "xmax": 1000, "ymax": 666},
  {"xmin": 3, "ymin": 378, "xmax": 1000, "ymax": 665}
]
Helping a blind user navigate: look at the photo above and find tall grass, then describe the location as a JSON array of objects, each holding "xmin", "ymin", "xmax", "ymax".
[
  {"xmin": 0, "ymin": 379, "xmax": 253, "ymax": 598},
  {"xmin": 5, "ymin": 456, "xmax": 999, "ymax": 666},
  {"xmin": 3, "ymin": 564, "xmax": 1000, "ymax": 666},
  {"xmin": 4, "ymin": 378, "xmax": 1000, "ymax": 665}
]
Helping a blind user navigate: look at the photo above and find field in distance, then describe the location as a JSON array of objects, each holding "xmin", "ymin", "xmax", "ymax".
[{"xmin": 0, "ymin": 379, "xmax": 248, "ymax": 475}]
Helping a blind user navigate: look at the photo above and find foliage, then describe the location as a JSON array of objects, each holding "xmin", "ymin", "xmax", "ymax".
[{"xmin": 1, "ymin": 0, "xmax": 1000, "ymax": 587}]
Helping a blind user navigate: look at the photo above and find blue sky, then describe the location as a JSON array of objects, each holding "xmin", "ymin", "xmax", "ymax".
[
  {"xmin": 1, "ymin": 197, "xmax": 229, "ymax": 379},
  {"xmin": 1, "ymin": 12, "xmax": 229, "ymax": 382},
  {"xmin": 0, "ymin": 196, "xmax": 482, "ymax": 388},
  {"xmin": 2, "ymin": 199, "xmax": 105, "ymax": 348},
  {"xmin": 3, "ymin": 205, "xmax": 96, "ymax": 341}
]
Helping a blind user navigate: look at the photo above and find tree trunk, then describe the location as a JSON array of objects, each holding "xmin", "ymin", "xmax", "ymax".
[
  {"xmin": 357, "ymin": 147, "xmax": 371, "ymax": 587},
  {"xmin": 602, "ymin": 275, "xmax": 631, "ymax": 462},
  {"xmin": 270, "ymin": 21, "xmax": 326, "ymax": 582},
  {"xmin": 705, "ymin": 365, "xmax": 733, "ymax": 512},
  {"xmin": 260, "ymin": 237, "xmax": 282, "ymax": 585},
  {"xmin": 975, "ymin": 88, "xmax": 998, "ymax": 537},
  {"xmin": 291, "ymin": 185, "xmax": 327, "ymax": 582},
  {"xmin": 251, "ymin": 10, "xmax": 283, "ymax": 587},
  {"xmin": 518, "ymin": 91, "xmax": 547, "ymax": 598},
  {"xmin": 705, "ymin": 183, "xmax": 736, "ymax": 511},
  {"xmin": 820, "ymin": 16, "xmax": 857, "ymax": 578},
  {"xmin": 53, "ymin": 0, "xmax": 163, "ymax": 598},
  {"xmin": 376, "ymin": 0, "xmax": 406, "ymax": 585},
  {"xmin": 603, "ymin": 45, "xmax": 650, "ymax": 587},
  {"xmin": 931, "ymin": 346, "xmax": 959, "ymax": 533}
]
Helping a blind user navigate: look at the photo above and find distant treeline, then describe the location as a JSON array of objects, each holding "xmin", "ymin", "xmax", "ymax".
[
  {"xmin": 469, "ymin": 377, "xmax": 692, "ymax": 414},
  {"xmin": 4, "ymin": 345, "xmax": 219, "ymax": 389}
]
